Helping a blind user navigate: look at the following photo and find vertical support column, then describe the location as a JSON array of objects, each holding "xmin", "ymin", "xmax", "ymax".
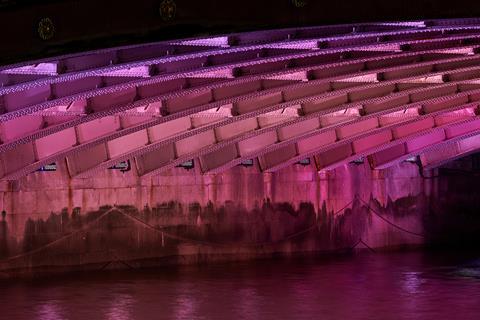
[
  {"xmin": 423, "ymin": 168, "xmax": 439, "ymax": 198},
  {"xmin": 371, "ymin": 168, "xmax": 387, "ymax": 207},
  {"xmin": 318, "ymin": 170, "xmax": 329, "ymax": 218},
  {"xmin": 263, "ymin": 171, "xmax": 273, "ymax": 203}
]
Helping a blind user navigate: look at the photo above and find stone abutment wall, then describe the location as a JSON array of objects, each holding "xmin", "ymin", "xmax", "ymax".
[{"xmin": 0, "ymin": 160, "xmax": 468, "ymax": 277}]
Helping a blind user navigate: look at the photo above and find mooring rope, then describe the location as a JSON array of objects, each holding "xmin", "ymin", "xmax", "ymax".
[
  {"xmin": 0, "ymin": 207, "xmax": 118, "ymax": 263},
  {"xmin": 350, "ymin": 238, "xmax": 376, "ymax": 253},
  {"xmin": 0, "ymin": 200, "xmax": 355, "ymax": 263},
  {"xmin": 357, "ymin": 197, "xmax": 425, "ymax": 238},
  {"xmin": 114, "ymin": 198, "xmax": 357, "ymax": 247},
  {"xmin": 0, "ymin": 194, "xmax": 425, "ymax": 264}
]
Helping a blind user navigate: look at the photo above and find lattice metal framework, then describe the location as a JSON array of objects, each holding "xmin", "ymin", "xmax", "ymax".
[{"xmin": 2, "ymin": 19, "xmax": 480, "ymax": 180}]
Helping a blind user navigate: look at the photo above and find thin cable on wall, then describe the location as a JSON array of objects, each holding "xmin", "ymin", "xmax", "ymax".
[
  {"xmin": 0, "ymin": 195, "xmax": 425, "ymax": 264},
  {"xmin": 357, "ymin": 197, "xmax": 425, "ymax": 238}
]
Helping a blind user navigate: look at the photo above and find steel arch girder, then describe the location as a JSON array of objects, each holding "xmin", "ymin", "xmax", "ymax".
[
  {"xmin": 71, "ymin": 79, "xmax": 480, "ymax": 179},
  {"xmin": 6, "ymin": 68, "xmax": 476, "ymax": 180},
  {"xmin": 106, "ymin": 83, "xmax": 480, "ymax": 179},
  {"xmin": 6, "ymin": 21, "xmax": 480, "ymax": 179},
  {"xmin": 2, "ymin": 44, "xmax": 480, "ymax": 159},
  {"xmin": 5, "ymin": 28, "xmax": 480, "ymax": 122},
  {"xmin": 0, "ymin": 20, "xmax": 464, "ymax": 89},
  {"xmin": 416, "ymin": 136, "xmax": 480, "ymax": 170},
  {"xmin": 149, "ymin": 111, "xmax": 480, "ymax": 178},
  {"xmin": 3, "ymin": 64, "xmax": 480, "ymax": 180},
  {"xmin": 3, "ymin": 47, "xmax": 480, "ymax": 154}
]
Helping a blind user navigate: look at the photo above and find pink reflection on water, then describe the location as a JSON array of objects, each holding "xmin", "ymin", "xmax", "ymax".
[
  {"xmin": 402, "ymin": 271, "xmax": 424, "ymax": 294},
  {"xmin": 173, "ymin": 294, "xmax": 197, "ymax": 320},
  {"xmin": 35, "ymin": 301, "xmax": 65, "ymax": 320},
  {"xmin": 236, "ymin": 287, "xmax": 261, "ymax": 319},
  {"xmin": 105, "ymin": 293, "xmax": 134, "ymax": 320}
]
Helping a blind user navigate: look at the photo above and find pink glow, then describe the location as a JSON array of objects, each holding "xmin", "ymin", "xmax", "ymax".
[{"xmin": 2, "ymin": 20, "xmax": 480, "ymax": 180}]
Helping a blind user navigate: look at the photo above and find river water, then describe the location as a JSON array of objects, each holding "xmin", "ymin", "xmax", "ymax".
[{"xmin": 1, "ymin": 251, "xmax": 480, "ymax": 320}]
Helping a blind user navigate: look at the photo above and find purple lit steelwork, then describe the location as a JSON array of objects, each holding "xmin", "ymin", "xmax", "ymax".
[{"xmin": 2, "ymin": 19, "xmax": 480, "ymax": 180}]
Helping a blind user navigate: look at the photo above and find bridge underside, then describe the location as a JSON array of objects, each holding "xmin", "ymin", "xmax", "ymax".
[
  {"xmin": 3, "ymin": 19, "xmax": 480, "ymax": 180},
  {"xmin": 4, "ymin": 19, "xmax": 480, "ymax": 275}
]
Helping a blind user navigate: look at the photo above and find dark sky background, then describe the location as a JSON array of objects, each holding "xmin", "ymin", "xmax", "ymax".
[{"xmin": 1, "ymin": 0, "xmax": 480, "ymax": 64}]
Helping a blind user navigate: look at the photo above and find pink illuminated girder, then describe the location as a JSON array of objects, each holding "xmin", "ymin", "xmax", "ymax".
[
  {"xmin": 4, "ymin": 19, "xmax": 480, "ymax": 179},
  {"xmin": 417, "ymin": 134, "xmax": 480, "ymax": 169}
]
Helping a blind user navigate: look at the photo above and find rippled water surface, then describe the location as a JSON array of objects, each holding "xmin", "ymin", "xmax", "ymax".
[{"xmin": 2, "ymin": 251, "xmax": 480, "ymax": 320}]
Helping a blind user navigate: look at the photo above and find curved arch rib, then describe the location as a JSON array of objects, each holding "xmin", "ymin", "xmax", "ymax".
[
  {"xmin": 0, "ymin": 49, "xmax": 474, "ymax": 175},
  {"xmin": 0, "ymin": 19, "xmax": 464, "ymax": 88},
  {"xmin": 367, "ymin": 123, "xmax": 480, "ymax": 170},
  {"xmin": 3, "ymin": 36, "xmax": 480, "ymax": 160},
  {"xmin": 2, "ymin": 46, "xmax": 480, "ymax": 153},
  {"xmin": 101, "ymin": 78, "xmax": 480, "ymax": 178},
  {"xmin": 7, "ymin": 20, "xmax": 480, "ymax": 179},
  {"xmin": 417, "ymin": 135, "xmax": 480, "ymax": 170},
  {"xmin": 270, "ymin": 116, "xmax": 480, "ymax": 174},
  {"xmin": 139, "ymin": 87, "xmax": 476, "ymax": 175},
  {"xmin": 70, "ymin": 80, "xmax": 438, "ymax": 178},
  {"xmin": 0, "ymin": 20, "xmax": 428, "ymax": 74},
  {"xmin": 9, "ymin": 65, "xmax": 480, "ymax": 180},
  {"xmin": 73, "ymin": 74, "xmax": 479, "ymax": 179},
  {"xmin": 4, "ymin": 28, "xmax": 480, "ymax": 120},
  {"xmin": 4, "ymin": 58, "xmax": 480, "ymax": 180}
]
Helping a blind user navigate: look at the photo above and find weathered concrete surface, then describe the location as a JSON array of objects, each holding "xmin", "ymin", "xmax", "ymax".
[{"xmin": 0, "ymin": 159, "xmax": 455, "ymax": 277}]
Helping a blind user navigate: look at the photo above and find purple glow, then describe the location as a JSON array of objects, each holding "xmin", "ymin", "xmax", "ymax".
[{"xmin": 0, "ymin": 20, "xmax": 480, "ymax": 180}]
